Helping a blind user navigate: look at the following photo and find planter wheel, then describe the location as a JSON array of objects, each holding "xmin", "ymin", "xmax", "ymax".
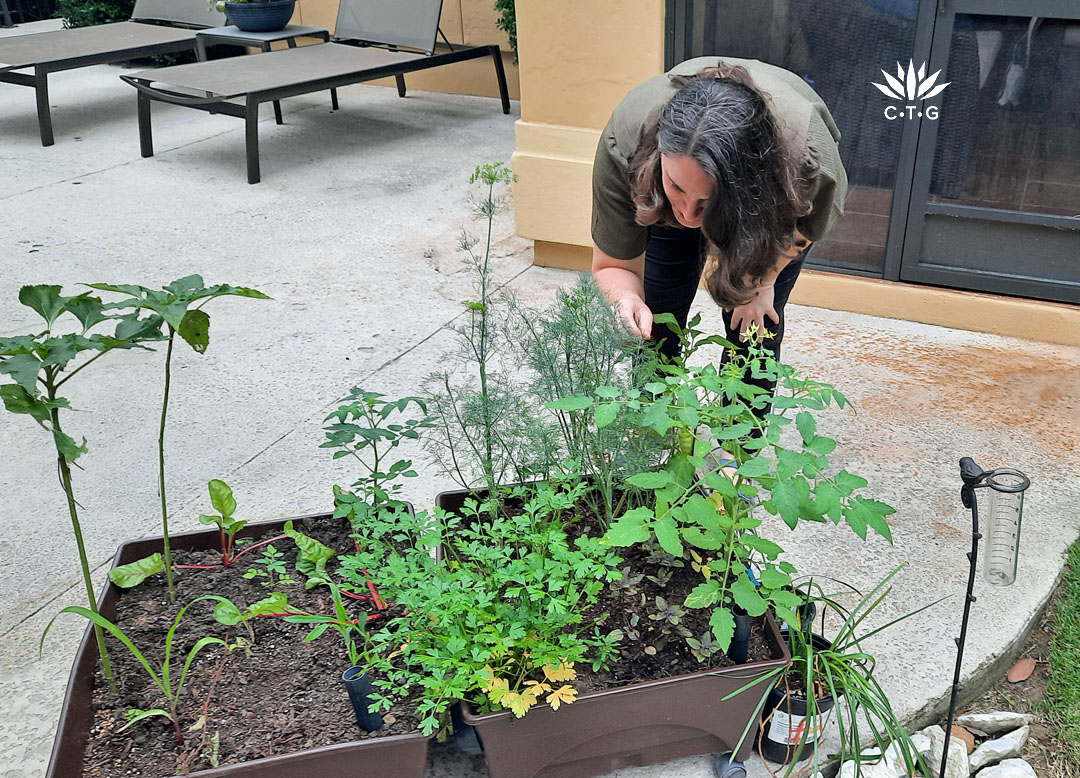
[
  {"xmin": 713, "ymin": 753, "xmax": 747, "ymax": 778},
  {"xmin": 450, "ymin": 705, "xmax": 484, "ymax": 756}
]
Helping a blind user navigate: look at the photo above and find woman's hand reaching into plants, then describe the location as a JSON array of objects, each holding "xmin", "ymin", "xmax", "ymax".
[
  {"xmin": 730, "ymin": 283, "xmax": 777, "ymax": 342},
  {"xmin": 617, "ymin": 295, "xmax": 653, "ymax": 339}
]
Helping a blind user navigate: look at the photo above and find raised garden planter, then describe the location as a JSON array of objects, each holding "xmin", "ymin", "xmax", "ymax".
[
  {"xmin": 436, "ymin": 487, "xmax": 791, "ymax": 778},
  {"xmin": 46, "ymin": 514, "xmax": 431, "ymax": 778},
  {"xmin": 461, "ymin": 617, "xmax": 788, "ymax": 778}
]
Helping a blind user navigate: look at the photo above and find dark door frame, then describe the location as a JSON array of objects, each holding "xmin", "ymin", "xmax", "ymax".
[{"xmin": 897, "ymin": 0, "xmax": 1080, "ymax": 303}]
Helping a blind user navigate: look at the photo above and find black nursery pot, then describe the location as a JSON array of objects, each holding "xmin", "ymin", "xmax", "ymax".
[
  {"xmin": 342, "ymin": 666, "xmax": 385, "ymax": 732},
  {"xmin": 757, "ymin": 633, "xmax": 835, "ymax": 765}
]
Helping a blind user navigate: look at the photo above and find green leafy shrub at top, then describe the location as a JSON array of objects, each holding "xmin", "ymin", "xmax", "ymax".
[{"xmin": 59, "ymin": 0, "xmax": 134, "ymax": 28}]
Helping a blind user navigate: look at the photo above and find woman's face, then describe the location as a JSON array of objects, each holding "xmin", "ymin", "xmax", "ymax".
[{"xmin": 660, "ymin": 153, "xmax": 713, "ymax": 229}]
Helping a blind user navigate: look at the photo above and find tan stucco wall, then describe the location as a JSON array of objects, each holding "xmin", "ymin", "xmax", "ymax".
[
  {"xmin": 290, "ymin": 0, "xmax": 519, "ymax": 100},
  {"xmin": 511, "ymin": 1, "xmax": 664, "ymax": 248}
]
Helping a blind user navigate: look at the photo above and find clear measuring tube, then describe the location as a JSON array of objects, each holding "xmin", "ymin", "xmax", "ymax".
[{"xmin": 981, "ymin": 469, "xmax": 1030, "ymax": 587}]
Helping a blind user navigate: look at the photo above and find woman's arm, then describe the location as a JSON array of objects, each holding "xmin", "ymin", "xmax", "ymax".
[
  {"xmin": 729, "ymin": 231, "xmax": 811, "ymax": 341},
  {"xmin": 592, "ymin": 243, "xmax": 653, "ymax": 339}
]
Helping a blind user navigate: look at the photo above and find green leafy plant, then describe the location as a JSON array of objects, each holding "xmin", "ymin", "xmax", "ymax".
[
  {"xmin": 492, "ymin": 0, "xmax": 516, "ymax": 60},
  {"xmin": 556, "ymin": 312, "xmax": 897, "ymax": 656},
  {"xmin": 242, "ymin": 545, "xmax": 297, "ymax": 588},
  {"xmin": 323, "ymin": 389, "xmax": 433, "ymax": 532},
  {"xmin": 109, "ymin": 553, "xmax": 166, "ymax": 588},
  {"xmin": 283, "ymin": 582, "xmax": 376, "ymax": 668},
  {"xmin": 59, "ymin": 0, "xmax": 134, "ymax": 27},
  {"xmin": 40, "ymin": 594, "xmax": 249, "ymax": 745},
  {"xmin": 740, "ymin": 564, "xmax": 943, "ymax": 777},
  {"xmin": 89, "ymin": 275, "xmax": 269, "ymax": 602},
  {"xmin": 282, "ymin": 520, "xmax": 335, "ymax": 588},
  {"xmin": 197, "ymin": 479, "xmax": 252, "ymax": 567},
  {"xmin": 1, "ymin": 285, "xmax": 164, "ymax": 686},
  {"xmin": 363, "ymin": 480, "xmax": 624, "ymax": 733},
  {"xmin": 507, "ymin": 273, "xmax": 654, "ymax": 526}
]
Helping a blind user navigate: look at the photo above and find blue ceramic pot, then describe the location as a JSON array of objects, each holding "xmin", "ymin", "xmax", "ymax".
[{"xmin": 226, "ymin": 0, "xmax": 295, "ymax": 32}]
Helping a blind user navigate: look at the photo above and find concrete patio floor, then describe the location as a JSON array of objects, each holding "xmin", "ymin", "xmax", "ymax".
[{"xmin": 2, "ymin": 20, "xmax": 1078, "ymax": 778}]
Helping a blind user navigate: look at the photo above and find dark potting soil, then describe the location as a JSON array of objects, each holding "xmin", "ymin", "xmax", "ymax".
[
  {"xmin": 80, "ymin": 515, "xmax": 422, "ymax": 778},
  {"xmin": 573, "ymin": 538, "xmax": 774, "ymax": 695},
  {"xmin": 454, "ymin": 491, "xmax": 777, "ymax": 700}
]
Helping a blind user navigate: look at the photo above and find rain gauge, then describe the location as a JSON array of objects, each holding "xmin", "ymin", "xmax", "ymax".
[{"xmin": 938, "ymin": 458, "xmax": 1031, "ymax": 778}]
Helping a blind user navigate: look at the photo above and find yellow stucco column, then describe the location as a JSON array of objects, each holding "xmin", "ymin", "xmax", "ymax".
[{"xmin": 511, "ymin": 1, "xmax": 665, "ymax": 271}]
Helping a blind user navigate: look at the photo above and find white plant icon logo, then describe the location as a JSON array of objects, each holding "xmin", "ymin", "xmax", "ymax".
[{"xmin": 873, "ymin": 60, "xmax": 949, "ymax": 120}]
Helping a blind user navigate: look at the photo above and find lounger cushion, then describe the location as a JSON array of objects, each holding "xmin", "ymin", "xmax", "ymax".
[
  {"xmin": 127, "ymin": 43, "xmax": 423, "ymax": 99},
  {"xmin": 0, "ymin": 22, "xmax": 198, "ymax": 72}
]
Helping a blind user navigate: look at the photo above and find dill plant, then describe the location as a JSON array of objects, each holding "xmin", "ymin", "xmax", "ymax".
[
  {"xmin": 423, "ymin": 162, "xmax": 550, "ymax": 498},
  {"xmin": 505, "ymin": 273, "xmax": 656, "ymax": 527}
]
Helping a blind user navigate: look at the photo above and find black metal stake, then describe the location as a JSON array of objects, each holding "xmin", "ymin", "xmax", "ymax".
[{"xmin": 938, "ymin": 457, "xmax": 987, "ymax": 778}]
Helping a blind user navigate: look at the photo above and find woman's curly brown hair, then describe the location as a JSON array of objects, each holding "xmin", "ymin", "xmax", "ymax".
[{"xmin": 628, "ymin": 64, "xmax": 817, "ymax": 309}]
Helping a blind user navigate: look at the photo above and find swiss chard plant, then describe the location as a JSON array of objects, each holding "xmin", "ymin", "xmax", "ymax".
[
  {"xmin": 88, "ymin": 276, "xmax": 269, "ymax": 602},
  {"xmin": 196, "ymin": 479, "xmax": 251, "ymax": 567},
  {"xmin": 1, "ymin": 285, "xmax": 164, "ymax": 686}
]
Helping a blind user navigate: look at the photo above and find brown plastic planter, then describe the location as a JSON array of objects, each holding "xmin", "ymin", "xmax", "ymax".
[
  {"xmin": 46, "ymin": 513, "xmax": 430, "ymax": 778},
  {"xmin": 436, "ymin": 488, "xmax": 791, "ymax": 778}
]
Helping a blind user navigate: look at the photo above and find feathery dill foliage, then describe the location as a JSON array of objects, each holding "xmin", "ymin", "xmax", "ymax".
[
  {"xmin": 423, "ymin": 163, "xmax": 549, "ymax": 496},
  {"xmin": 505, "ymin": 274, "xmax": 656, "ymax": 527}
]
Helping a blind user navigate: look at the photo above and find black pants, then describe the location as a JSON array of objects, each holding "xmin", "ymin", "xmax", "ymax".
[{"xmin": 643, "ymin": 225, "xmax": 805, "ymax": 401}]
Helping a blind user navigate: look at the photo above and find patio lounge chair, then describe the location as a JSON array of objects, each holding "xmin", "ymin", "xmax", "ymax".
[
  {"xmin": 0, "ymin": 0, "xmax": 224, "ymax": 145},
  {"xmin": 119, "ymin": 0, "xmax": 510, "ymax": 184}
]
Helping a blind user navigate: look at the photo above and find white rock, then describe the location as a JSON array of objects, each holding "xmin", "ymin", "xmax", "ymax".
[
  {"xmin": 917, "ymin": 724, "xmax": 947, "ymax": 742},
  {"xmin": 838, "ymin": 757, "xmax": 905, "ymax": 778},
  {"xmin": 887, "ymin": 738, "xmax": 931, "ymax": 774},
  {"xmin": 969, "ymin": 726, "xmax": 1030, "ymax": 773},
  {"xmin": 974, "ymin": 758, "xmax": 1037, "ymax": 778},
  {"xmin": 909, "ymin": 732, "xmax": 934, "ymax": 760},
  {"xmin": 929, "ymin": 725, "xmax": 971, "ymax": 778},
  {"xmin": 836, "ymin": 745, "xmax": 910, "ymax": 778},
  {"xmin": 954, "ymin": 712, "xmax": 1035, "ymax": 737}
]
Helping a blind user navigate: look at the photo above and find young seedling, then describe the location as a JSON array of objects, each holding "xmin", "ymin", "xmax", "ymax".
[
  {"xmin": 197, "ymin": 479, "xmax": 251, "ymax": 567},
  {"xmin": 242, "ymin": 545, "xmax": 297, "ymax": 588},
  {"xmin": 283, "ymin": 582, "xmax": 377, "ymax": 668},
  {"xmin": 1, "ymin": 285, "xmax": 164, "ymax": 686},
  {"xmin": 88, "ymin": 276, "xmax": 269, "ymax": 602},
  {"xmin": 322, "ymin": 388, "xmax": 433, "ymax": 528},
  {"xmin": 41, "ymin": 594, "xmax": 252, "ymax": 744}
]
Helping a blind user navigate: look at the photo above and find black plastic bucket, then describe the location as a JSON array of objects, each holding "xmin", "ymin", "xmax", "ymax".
[{"xmin": 757, "ymin": 633, "xmax": 835, "ymax": 764}]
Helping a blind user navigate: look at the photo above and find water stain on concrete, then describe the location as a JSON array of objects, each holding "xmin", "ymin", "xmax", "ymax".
[{"xmin": 801, "ymin": 328, "xmax": 1080, "ymax": 458}]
